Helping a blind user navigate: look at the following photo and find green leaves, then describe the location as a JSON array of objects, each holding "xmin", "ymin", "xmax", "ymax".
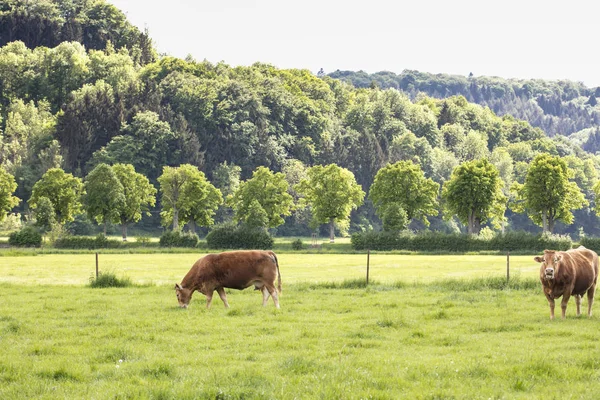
[
  {"xmin": 510, "ymin": 154, "xmax": 586, "ymax": 232},
  {"xmin": 369, "ymin": 161, "xmax": 439, "ymax": 227},
  {"xmin": 158, "ymin": 164, "xmax": 222, "ymax": 231},
  {"xmin": 442, "ymin": 159, "xmax": 506, "ymax": 234},
  {"xmin": 295, "ymin": 164, "xmax": 364, "ymax": 240},
  {"xmin": 0, "ymin": 167, "xmax": 19, "ymax": 222},
  {"xmin": 229, "ymin": 166, "xmax": 293, "ymax": 229},
  {"xmin": 28, "ymin": 168, "xmax": 84, "ymax": 225},
  {"xmin": 84, "ymin": 163, "xmax": 125, "ymax": 229}
]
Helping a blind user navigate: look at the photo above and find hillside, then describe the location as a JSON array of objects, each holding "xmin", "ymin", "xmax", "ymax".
[
  {"xmin": 328, "ymin": 69, "xmax": 600, "ymax": 142},
  {"xmin": 1, "ymin": 0, "xmax": 599, "ymax": 237}
]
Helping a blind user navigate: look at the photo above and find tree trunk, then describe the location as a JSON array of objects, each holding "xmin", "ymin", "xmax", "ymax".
[
  {"xmin": 188, "ymin": 219, "xmax": 196, "ymax": 234},
  {"xmin": 467, "ymin": 211, "xmax": 474, "ymax": 235},
  {"xmin": 329, "ymin": 218, "xmax": 335, "ymax": 243},
  {"xmin": 173, "ymin": 207, "xmax": 179, "ymax": 231},
  {"xmin": 103, "ymin": 221, "xmax": 107, "ymax": 236},
  {"xmin": 542, "ymin": 210, "xmax": 548, "ymax": 233},
  {"xmin": 548, "ymin": 218, "xmax": 555, "ymax": 234},
  {"xmin": 121, "ymin": 223, "xmax": 127, "ymax": 241}
]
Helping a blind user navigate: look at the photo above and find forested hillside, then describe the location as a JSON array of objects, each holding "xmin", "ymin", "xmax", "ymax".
[
  {"xmin": 328, "ymin": 69, "xmax": 600, "ymax": 142},
  {"xmin": 1, "ymin": 0, "xmax": 600, "ymax": 238}
]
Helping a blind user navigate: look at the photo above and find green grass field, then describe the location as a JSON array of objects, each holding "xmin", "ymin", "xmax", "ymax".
[{"xmin": 1, "ymin": 253, "xmax": 599, "ymax": 399}]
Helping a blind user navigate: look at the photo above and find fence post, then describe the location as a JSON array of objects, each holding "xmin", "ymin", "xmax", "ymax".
[
  {"xmin": 96, "ymin": 253, "xmax": 99, "ymax": 280},
  {"xmin": 506, "ymin": 251, "xmax": 510, "ymax": 283},
  {"xmin": 366, "ymin": 249, "xmax": 370, "ymax": 285}
]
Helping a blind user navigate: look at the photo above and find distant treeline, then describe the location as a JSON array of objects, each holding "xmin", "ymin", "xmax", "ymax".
[{"xmin": 328, "ymin": 69, "xmax": 600, "ymax": 139}]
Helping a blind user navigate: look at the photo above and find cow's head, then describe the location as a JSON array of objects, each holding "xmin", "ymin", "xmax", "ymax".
[
  {"xmin": 175, "ymin": 283, "xmax": 193, "ymax": 308},
  {"xmin": 534, "ymin": 250, "xmax": 563, "ymax": 280}
]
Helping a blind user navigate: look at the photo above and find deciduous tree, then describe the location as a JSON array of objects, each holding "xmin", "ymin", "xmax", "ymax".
[
  {"xmin": 84, "ymin": 163, "xmax": 125, "ymax": 235},
  {"xmin": 229, "ymin": 166, "xmax": 293, "ymax": 230},
  {"xmin": 295, "ymin": 164, "xmax": 365, "ymax": 242},
  {"xmin": 112, "ymin": 163, "xmax": 156, "ymax": 240},
  {"xmin": 29, "ymin": 168, "xmax": 84, "ymax": 225},
  {"xmin": 511, "ymin": 154, "xmax": 586, "ymax": 233},
  {"xmin": 369, "ymin": 161, "xmax": 439, "ymax": 228},
  {"xmin": 442, "ymin": 159, "xmax": 506, "ymax": 234}
]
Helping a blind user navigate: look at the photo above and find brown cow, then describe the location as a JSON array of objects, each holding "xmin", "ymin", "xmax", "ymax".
[
  {"xmin": 535, "ymin": 246, "xmax": 598, "ymax": 320},
  {"xmin": 175, "ymin": 250, "xmax": 281, "ymax": 309}
]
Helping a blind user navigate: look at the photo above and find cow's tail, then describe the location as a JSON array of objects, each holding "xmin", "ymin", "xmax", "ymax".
[{"xmin": 272, "ymin": 251, "xmax": 282, "ymax": 294}]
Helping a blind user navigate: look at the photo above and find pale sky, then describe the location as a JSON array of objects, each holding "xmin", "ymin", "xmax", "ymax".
[{"xmin": 108, "ymin": 0, "xmax": 600, "ymax": 87}]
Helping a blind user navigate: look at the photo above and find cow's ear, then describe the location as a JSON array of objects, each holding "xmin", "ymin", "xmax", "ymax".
[
  {"xmin": 175, "ymin": 283, "xmax": 182, "ymax": 290},
  {"xmin": 534, "ymin": 256, "xmax": 544, "ymax": 263}
]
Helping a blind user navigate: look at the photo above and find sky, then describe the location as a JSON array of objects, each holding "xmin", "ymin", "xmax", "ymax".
[{"xmin": 108, "ymin": 0, "xmax": 600, "ymax": 87}]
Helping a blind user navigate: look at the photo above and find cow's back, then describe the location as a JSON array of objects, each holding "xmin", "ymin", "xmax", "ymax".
[
  {"xmin": 564, "ymin": 248, "xmax": 598, "ymax": 295},
  {"xmin": 200, "ymin": 250, "xmax": 277, "ymax": 290}
]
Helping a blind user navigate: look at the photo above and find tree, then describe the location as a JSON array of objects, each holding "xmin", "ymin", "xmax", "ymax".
[
  {"xmin": 91, "ymin": 111, "xmax": 177, "ymax": 181},
  {"xmin": 177, "ymin": 168, "xmax": 223, "ymax": 232},
  {"xmin": 84, "ymin": 163, "xmax": 126, "ymax": 235},
  {"xmin": 32, "ymin": 196, "xmax": 55, "ymax": 232},
  {"xmin": 295, "ymin": 164, "xmax": 365, "ymax": 242},
  {"xmin": 229, "ymin": 166, "xmax": 293, "ymax": 230},
  {"xmin": 112, "ymin": 164, "xmax": 157, "ymax": 241},
  {"xmin": 369, "ymin": 161, "xmax": 439, "ymax": 228},
  {"xmin": 511, "ymin": 154, "xmax": 587, "ymax": 233},
  {"xmin": 159, "ymin": 164, "xmax": 221, "ymax": 231},
  {"xmin": 442, "ymin": 159, "xmax": 506, "ymax": 234},
  {"xmin": 0, "ymin": 167, "xmax": 19, "ymax": 223},
  {"xmin": 29, "ymin": 168, "xmax": 84, "ymax": 225}
]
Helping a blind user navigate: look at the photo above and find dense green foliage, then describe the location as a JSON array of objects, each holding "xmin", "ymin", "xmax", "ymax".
[
  {"xmin": 442, "ymin": 159, "xmax": 506, "ymax": 234},
  {"xmin": 205, "ymin": 223, "xmax": 274, "ymax": 249},
  {"xmin": 158, "ymin": 230, "xmax": 199, "ymax": 248},
  {"xmin": 8, "ymin": 225, "xmax": 42, "ymax": 247},
  {"xmin": 351, "ymin": 230, "xmax": 572, "ymax": 252},
  {"xmin": 329, "ymin": 69, "xmax": 600, "ymax": 138},
  {"xmin": 0, "ymin": 166, "xmax": 19, "ymax": 222},
  {"xmin": 2, "ymin": 0, "xmax": 600, "ymax": 240}
]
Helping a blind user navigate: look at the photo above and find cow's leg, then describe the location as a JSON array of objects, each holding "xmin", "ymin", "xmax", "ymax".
[
  {"xmin": 546, "ymin": 293, "xmax": 555, "ymax": 320},
  {"xmin": 560, "ymin": 293, "xmax": 571, "ymax": 319},
  {"xmin": 266, "ymin": 285, "xmax": 280, "ymax": 309},
  {"xmin": 575, "ymin": 294, "xmax": 582, "ymax": 316},
  {"xmin": 587, "ymin": 285, "xmax": 596, "ymax": 317},
  {"xmin": 205, "ymin": 292, "xmax": 214, "ymax": 309},
  {"xmin": 261, "ymin": 287, "xmax": 271, "ymax": 306},
  {"xmin": 216, "ymin": 287, "xmax": 229, "ymax": 308}
]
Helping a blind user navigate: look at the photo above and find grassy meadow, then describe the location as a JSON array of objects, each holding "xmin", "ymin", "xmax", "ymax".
[{"xmin": 2, "ymin": 252, "xmax": 600, "ymax": 399}]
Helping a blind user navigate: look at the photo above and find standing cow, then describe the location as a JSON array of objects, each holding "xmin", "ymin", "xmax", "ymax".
[
  {"xmin": 535, "ymin": 246, "xmax": 598, "ymax": 320},
  {"xmin": 175, "ymin": 250, "xmax": 281, "ymax": 309}
]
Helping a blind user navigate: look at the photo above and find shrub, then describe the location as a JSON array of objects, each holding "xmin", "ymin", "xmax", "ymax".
[
  {"xmin": 135, "ymin": 235, "xmax": 151, "ymax": 246},
  {"xmin": 206, "ymin": 223, "xmax": 273, "ymax": 249},
  {"xmin": 291, "ymin": 238, "xmax": 304, "ymax": 250},
  {"xmin": 159, "ymin": 231, "xmax": 199, "ymax": 248},
  {"xmin": 9, "ymin": 226, "xmax": 43, "ymax": 247},
  {"xmin": 89, "ymin": 271, "xmax": 132, "ymax": 288}
]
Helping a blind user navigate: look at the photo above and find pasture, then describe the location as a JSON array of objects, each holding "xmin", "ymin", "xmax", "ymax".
[{"xmin": 1, "ymin": 253, "xmax": 600, "ymax": 399}]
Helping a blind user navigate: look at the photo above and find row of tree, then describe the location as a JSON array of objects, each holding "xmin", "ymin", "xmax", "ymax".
[{"xmin": 0, "ymin": 152, "xmax": 595, "ymax": 241}]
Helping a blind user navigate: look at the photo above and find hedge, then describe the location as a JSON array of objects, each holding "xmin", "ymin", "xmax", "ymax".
[
  {"xmin": 159, "ymin": 231, "xmax": 199, "ymax": 248},
  {"xmin": 206, "ymin": 224, "xmax": 273, "ymax": 250},
  {"xmin": 54, "ymin": 234, "xmax": 123, "ymax": 249},
  {"xmin": 351, "ymin": 231, "xmax": 572, "ymax": 252}
]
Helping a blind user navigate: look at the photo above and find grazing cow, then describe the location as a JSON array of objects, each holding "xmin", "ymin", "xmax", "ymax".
[
  {"xmin": 175, "ymin": 250, "xmax": 281, "ymax": 309},
  {"xmin": 535, "ymin": 246, "xmax": 598, "ymax": 320}
]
